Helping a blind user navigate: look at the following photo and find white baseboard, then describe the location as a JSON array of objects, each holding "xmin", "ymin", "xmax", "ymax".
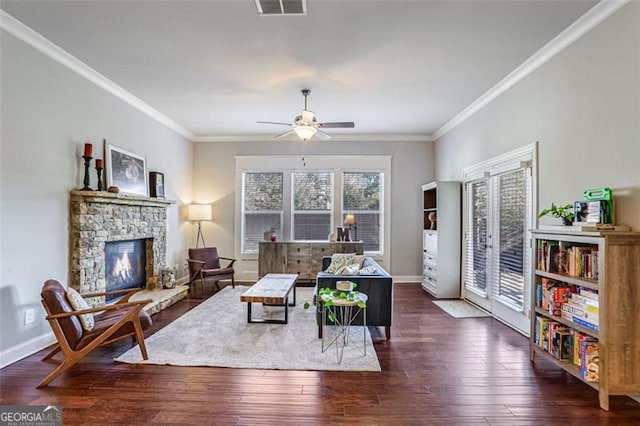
[
  {"xmin": 0, "ymin": 332, "xmax": 55, "ymax": 369},
  {"xmin": 393, "ymin": 275, "xmax": 421, "ymax": 284}
]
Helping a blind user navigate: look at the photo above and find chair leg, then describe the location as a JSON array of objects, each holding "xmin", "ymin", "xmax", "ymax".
[
  {"xmin": 318, "ymin": 323, "xmax": 323, "ymax": 339},
  {"xmin": 37, "ymin": 358, "xmax": 79, "ymax": 388},
  {"xmin": 42, "ymin": 344, "xmax": 61, "ymax": 360},
  {"xmin": 385, "ymin": 325, "xmax": 391, "ymax": 340},
  {"xmin": 231, "ymin": 275, "xmax": 235, "ymax": 289},
  {"xmin": 132, "ymin": 320, "xmax": 148, "ymax": 360}
]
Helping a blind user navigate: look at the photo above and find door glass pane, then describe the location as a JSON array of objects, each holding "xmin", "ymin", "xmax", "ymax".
[
  {"xmin": 465, "ymin": 180, "xmax": 488, "ymax": 293},
  {"xmin": 497, "ymin": 169, "xmax": 526, "ymax": 308}
]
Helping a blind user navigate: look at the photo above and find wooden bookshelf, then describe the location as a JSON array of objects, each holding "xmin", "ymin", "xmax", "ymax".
[{"xmin": 530, "ymin": 229, "xmax": 640, "ymax": 410}]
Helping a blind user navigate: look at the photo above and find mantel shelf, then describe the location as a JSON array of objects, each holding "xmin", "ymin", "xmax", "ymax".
[{"xmin": 70, "ymin": 190, "xmax": 175, "ymax": 207}]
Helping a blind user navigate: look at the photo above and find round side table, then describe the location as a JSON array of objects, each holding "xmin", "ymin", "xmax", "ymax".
[{"xmin": 319, "ymin": 291, "xmax": 368, "ymax": 364}]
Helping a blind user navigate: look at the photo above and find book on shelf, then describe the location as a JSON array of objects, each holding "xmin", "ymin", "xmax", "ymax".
[
  {"xmin": 580, "ymin": 340, "xmax": 599, "ymax": 382},
  {"xmin": 552, "ymin": 327, "xmax": 572, "ymax": 360},
  {"xmin": 579, "ymin": 288, "xmax": 599, "ymax": 300},
  {"xmin": 560, "ymin": 311, "xmax": 599, "ymax": 332},
  {"xmin": 570, "ymin": 293, "xmax": 599, "ymax": 310},
  {"xmin": 562, "ymin": 302, "xmax": 599, "ymax": 325}
]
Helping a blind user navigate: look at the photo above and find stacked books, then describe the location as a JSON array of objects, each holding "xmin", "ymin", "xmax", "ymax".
[{"xmin": 560, "ymin": 289, "xmax": 599, "ymax": 332}]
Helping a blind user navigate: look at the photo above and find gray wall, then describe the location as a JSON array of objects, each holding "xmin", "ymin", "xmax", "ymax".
[
  {"xmin": 0, "ymin": 32, "xmax": 194, "ymax": 363},
  {"xmin": 436, "ymin": 3, "xmax": 640, "ymax": 231},
  {"xmin": 192, "ymin": 140, "xmax": 435, "ymax": 278}
]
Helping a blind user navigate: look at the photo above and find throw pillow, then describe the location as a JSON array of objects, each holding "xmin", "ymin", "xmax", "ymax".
[
  {"xmin": 326, "ymin": 253, "xmax": 356, "ymax": 274},
  {"xmin": 66, "ymin": 287, "xmax": 95, "ymax": 331},
  {"xmin": 358, "ymin": 265, "xmax": 378, "ymax": 275},
  {"xmin": 354, "ymin": 255, "xmax": 365, "ymax": 268},
  {"xmin": 341, "ymin": 263, "xmax": 360, "ymax": 275}
]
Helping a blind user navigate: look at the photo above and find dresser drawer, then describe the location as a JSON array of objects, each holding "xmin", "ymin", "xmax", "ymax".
[
  {"xmin": 423, "ymin": 230, "xmax": 438, "ymax": 253},
  {"xmin": 422, "ymin": 275, "xmax": 437, "ymax": 294},
  {"xmin": 423, "ymin": 265, "xmax": 437, "ymax": 280},
  {"xmin": 423, "ymin": 251, "xmax": 437, "ymax": 268}
]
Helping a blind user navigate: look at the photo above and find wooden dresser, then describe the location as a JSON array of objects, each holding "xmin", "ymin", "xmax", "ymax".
[{"xmin": 258, "ymin": 241, "xmax": 364, "ymax": 281}]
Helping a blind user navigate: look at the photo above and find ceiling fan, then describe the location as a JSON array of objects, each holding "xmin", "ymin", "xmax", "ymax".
[{"xmin": 257, "ymin": 89, "xmax": 355, "ymax": 141}]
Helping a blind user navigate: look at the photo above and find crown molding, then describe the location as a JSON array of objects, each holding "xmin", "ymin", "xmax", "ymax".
[
  {"xmin": 0, "ymin": 10, "xmax": 195, "ymax": 141},
  {"xmin": 192, "ymin": 133, "xmax": 435, "ymax": 143},
  {"xmin": 432, "ymin": 0, "xmax": 629, "ymax": 141}
]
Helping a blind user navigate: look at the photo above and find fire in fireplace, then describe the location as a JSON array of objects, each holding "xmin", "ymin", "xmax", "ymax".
[{"xmin": 105, "ymin": 239, "xmax": 146, "ymax": 301}]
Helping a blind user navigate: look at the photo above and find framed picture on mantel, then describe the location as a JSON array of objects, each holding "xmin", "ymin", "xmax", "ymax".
[
  {"xmin": 149, "ymin": 172, "xmax": 165, "ymax": 198},
  {"xmin": 106, "ymin": 144, "xmax": 148, "ymax": 196}
]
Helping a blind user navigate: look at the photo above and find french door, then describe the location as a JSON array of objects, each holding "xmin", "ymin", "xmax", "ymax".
[{"xmin": 463, "ymin": 145, "xmax": 536, "ymax": 335}]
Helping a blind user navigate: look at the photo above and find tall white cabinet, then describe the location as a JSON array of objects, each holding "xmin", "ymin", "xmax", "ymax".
[{"xmin": 421, "ymin": 181, "xmax": 461, "ymax": 298}]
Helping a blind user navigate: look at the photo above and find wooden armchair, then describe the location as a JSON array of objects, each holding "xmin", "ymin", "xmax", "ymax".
[
  {"xmin": 187, "ymin": 247, "xmax": 236, "ymax": 294},
  {"xmin": 38, "ymin": 279, "xmax": 152, "ymax": 388}
]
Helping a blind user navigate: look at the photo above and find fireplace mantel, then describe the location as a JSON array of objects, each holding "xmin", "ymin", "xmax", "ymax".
[
  {"xmin": 70, "ymin": 190, "xmax": 175, "ymax": 207},
  {"xmin": 69, "ymin": 190, "xmax": 176, "ymax": 301}
]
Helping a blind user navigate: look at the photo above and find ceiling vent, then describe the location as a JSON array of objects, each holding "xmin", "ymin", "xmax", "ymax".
[{"xmin": 255, "ymin": 0, "xmax": 307, "ymax": 15}]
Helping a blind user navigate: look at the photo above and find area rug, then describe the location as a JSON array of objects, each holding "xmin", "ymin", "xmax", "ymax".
[
  {"xmin": 432, "ymin": 300, "xmax": 490, "ymax": 318},
  {"xmin": 115, "ymin": 286, "xmax": 381, "ymax": 371}
]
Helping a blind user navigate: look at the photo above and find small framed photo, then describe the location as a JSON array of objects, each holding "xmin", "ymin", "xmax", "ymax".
[
  {"xmin": 106, "ymin": 144, "xmax": 148, "ymax": 196},
  {"xmin": 149, "ymin": 171, "xmax": 165, "ymax": 198}
]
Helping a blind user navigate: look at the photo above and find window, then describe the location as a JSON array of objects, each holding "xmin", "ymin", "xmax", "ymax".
[
  {"xmin": 292, "ymin": 172, "xmax": 333, "ymax": 240},
  {"xmin": 342, "ymin": 172, "xmax": 382, "ymax": 253},
  {"xmin": 236, "ymin": 155, "xmax": 390, "ymax": 261},
  {"xmin": 242, "ymin": 172, "xmax": 283, "ymax": 253}
]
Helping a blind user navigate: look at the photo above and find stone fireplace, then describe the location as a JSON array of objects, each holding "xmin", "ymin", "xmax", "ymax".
[{"xmin": 69, "ymin": 190, "xmax": 182, "ymax": 309}]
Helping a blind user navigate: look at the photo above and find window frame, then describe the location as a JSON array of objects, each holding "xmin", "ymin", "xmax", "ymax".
[{"xmin": 235, "ymin": 156, "xmax": 391, "ymax": 262}]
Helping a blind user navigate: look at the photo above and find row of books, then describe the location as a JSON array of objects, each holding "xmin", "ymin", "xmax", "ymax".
[
  {"xmin": 536, "ymin": 240, "xmax": 599, "ymax": 280},
  {"xmin": 536, "ymin": 278, "xmax": 600, "ymax": 332},
  {"xmin": 534, "ymin": 315, "xmax": 599, "ymax": 382}
]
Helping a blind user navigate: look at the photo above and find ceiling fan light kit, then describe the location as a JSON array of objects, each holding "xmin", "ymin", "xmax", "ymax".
[
  {"xmin": 258, "ymin": 89, "xmax": 355, "ymax": 141},
  {"xmin": 294, "ymin": 125, "xmax": 317, "ymax": 141}
]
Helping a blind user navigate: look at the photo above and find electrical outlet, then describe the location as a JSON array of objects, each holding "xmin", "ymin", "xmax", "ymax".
[{"xmin": 25, "ymin": 308, "xmax": 35, "ymax": 325}]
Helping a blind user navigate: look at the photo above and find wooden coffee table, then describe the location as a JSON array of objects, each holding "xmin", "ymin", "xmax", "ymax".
[{"xmin": 240, "ymin": 274, "xmax": 297, "ymax": 324}]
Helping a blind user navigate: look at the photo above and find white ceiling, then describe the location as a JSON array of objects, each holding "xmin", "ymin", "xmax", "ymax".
[{"xmin": 1, "ymin": 0, "xmax": 598, "ymax": 141}]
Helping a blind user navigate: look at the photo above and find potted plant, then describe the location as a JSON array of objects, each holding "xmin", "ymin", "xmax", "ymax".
[
  {"xmin": 538, "ymin": 203, "xmax": 575, "ymax": 225},
  {"xmin": 303, "ymin": 283, "xmax": 366, "ymax": 322}
]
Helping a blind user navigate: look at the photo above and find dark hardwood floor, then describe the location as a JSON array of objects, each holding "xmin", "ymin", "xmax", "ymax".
[{"xmin": 1, "ymin": 283, "xmax": 639, "ymax": 425}]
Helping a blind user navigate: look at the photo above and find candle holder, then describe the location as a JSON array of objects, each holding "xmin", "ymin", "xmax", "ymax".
[
  {"xmin": 81, "ymin": 156, "xmax": 93, "ymax": 191},
  {"xmin": 95, "ymin": 164, "xmax": 103, "ymax": 191}
]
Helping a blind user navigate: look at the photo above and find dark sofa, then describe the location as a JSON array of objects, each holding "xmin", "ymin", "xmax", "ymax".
[{"xmin": 315, "ymin": 256, "xmax": 393, "ymax": 340}]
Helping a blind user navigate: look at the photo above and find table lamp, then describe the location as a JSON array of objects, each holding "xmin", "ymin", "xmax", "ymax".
[{"xmin": 345, "ymin": 213, "xmax": 357, "ymax": 242}]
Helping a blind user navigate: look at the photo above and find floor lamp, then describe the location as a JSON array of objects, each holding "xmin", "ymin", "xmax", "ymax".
[{"xmin": 188, "ymin": 204, "xmax": 212, "ymax": 248}]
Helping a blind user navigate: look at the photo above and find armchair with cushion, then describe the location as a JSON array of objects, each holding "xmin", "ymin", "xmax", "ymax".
[
  {"xmin": 39, "ymin": 279, "xmax": 152, "ymax": 388},
  {"xmin": 187, "ymin": 247, "xmax": 236, "ymax": 294},
  {"xmin": 315, "ymin": 256, "xmax": 393, "ymax": 340}
]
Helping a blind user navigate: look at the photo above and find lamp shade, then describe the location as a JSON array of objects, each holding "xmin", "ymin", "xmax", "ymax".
[
  {"xmin": 344, "ymin": 213, "xmax": 356, "ymax": 225},
  {"xmin": 294, "ymin": 125, "xmax": 317, "ymax": 141},
  {"xmin": 187, "ymin": 204, "xmax": 212, "ymax": 221}
]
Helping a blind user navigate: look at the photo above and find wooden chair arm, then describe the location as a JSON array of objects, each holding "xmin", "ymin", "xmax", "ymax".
[
  {"xmin": 219, "ymin": 257, "xmax": 237, "ymax": 268},
  {"xmin": 46, "ymin": 300, "xmax": 152, "ymax": 320},
  {"xmin": 187, "ymin": 259, "xmax": 206, "ymax": 266}
]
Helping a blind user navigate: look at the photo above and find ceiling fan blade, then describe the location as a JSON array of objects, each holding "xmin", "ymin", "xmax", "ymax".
[
  {"xmin": 318, "ymin": 122, "xmax": 355, "ymax": 128},
  {"xmin": 275, "ymin": 130, "xmax": 296, "ymax": 139},
  {"xmin": 315, "ymin": 130, "xmax": 331, "ymax": 140},
  {"xmin": 257, "ymin": 121, "xmax": 292, "ymax": 126}
]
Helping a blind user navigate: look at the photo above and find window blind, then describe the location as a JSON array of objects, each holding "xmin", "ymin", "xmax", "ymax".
[{"xmin": 464, "ymin": 179, "xmax": 489, "ymax": 295}]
